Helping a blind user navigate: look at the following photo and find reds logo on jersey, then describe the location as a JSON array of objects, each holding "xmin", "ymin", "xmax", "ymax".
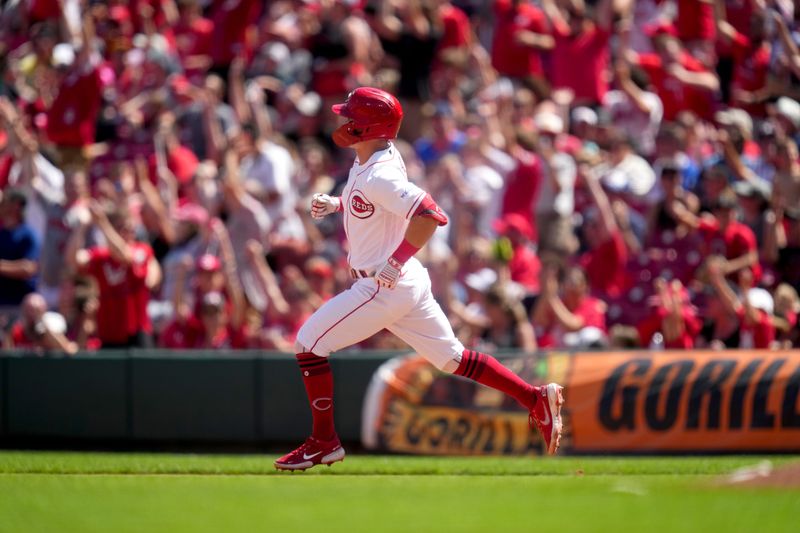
[{"xmin": 350, "ymin": 190, "xmax": 375, "ymax": 219}]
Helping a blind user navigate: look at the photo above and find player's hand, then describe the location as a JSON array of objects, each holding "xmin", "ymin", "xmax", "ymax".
[
  {"xmin": 311, "ymin": 193, "xmax": 341, "ymax": 219},
  {"xmin": 375, "ymin": 257, "xmax": 402, "ymax": 290}
]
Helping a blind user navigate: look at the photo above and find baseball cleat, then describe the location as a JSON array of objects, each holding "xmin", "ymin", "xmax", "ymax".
[
  {"xmin": 529, "ymin": 383, "xmax": 564, "ymax": 455},
  {"xmin": 274, "ymin": 435, "xmax": 345, "ymax": 471}
]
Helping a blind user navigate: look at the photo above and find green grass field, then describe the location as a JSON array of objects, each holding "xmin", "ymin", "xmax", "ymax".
[{"xmin": 0, "ymin": 452, "xmax": 797, "ymax": 533}]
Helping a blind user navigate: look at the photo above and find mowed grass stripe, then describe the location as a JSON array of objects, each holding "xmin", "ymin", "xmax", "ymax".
[
  {"xmin": 0, "ymin": 470, "xmax": 798, "ymax": 533},
  {"xmin": 1, "ymin": 452, "xmax": 798, "ymax": 476}
]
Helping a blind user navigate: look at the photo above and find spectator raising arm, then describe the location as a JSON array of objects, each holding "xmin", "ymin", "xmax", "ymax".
[
  {"xmin": 153, "ymin": 116, "xmax": 180, "ymax": 206},
  {"xmin": 64, "ymin": 212, "xmax": 91, "ymax": 274},
  {"xmin": 247, "ymin": 79, "xmax": 274, "ymax": 142},
  {"xmin": 246, "ymin": 239, "xmax": 290, "ymax": 319},
  {"xmin": 584, "ymin": 166, "xmax": 619, "ymax": 236},
  {"xmin": 708, "ymin": 256, "xmax": 742, "ymax": 315},
  {"xmin": 229, "ymin": 55, "xmax": 252, "ymax": 126},
  {"xmin": 536, "ymin": 265, "xmax": 585, "ymax": 333},
  {"xmin": 135, "ymin": 156, "xmax": 176, "ymax": 245},
  {"xmin": 718, "ymin": 129, "xmax": 760, "ymax": 184},
  {"xmin": 762, "ymin": 184, "xmax": 787, "ymax": 264},
  {"xmin": 771, "ymin": 8, "xmax": 800, "ymax": 80},
  {"xmin": 665, "ymin": 61, "xmax": 720, "ymax": 93},
  {"xmin": 211, "ymin": 219, "xmax": 246, "ymax": 330},
  {"xmin": 199, "ymin": 89, "xmax": 226, "ymax": 164},
  {"xmin": 655, "ymin": 278, "xmax": 686, "ymax": 345},
  {"xmin": 221, "ymin": 149, "xmax": 247, "ymax": 209},
  {"xmin": 87, "ymin": 201, "xmax": 133, "ymax": 265},
  {"xmin": 613, "ymin": 60, "xmax": 652, "ymax": 115},
  {"xmin": 597, "ymin": 0, "xmax": 618, "ymax": 33},
  {"xmin": 171, "ymin": 254, "xmax": 194, "ymax": 323}
]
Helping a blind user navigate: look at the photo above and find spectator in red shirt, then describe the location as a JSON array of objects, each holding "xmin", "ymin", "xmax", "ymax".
[
  {"xmin": 147, "ymin": 112, "xmax": 199, "ymax": 189},
  {"xmin": 209, "ymin": 0, "xmax": 262, "ymax": 76},
  {"xmin": 27, "ymin": 0, "xmax": 61, "ymax": 24},
  {"xmin": 67, "ymin": 202, "xmax": 162, "ymax": 348},
  {"xmin": 438, "ymin": 1, "xmax": 472, "ymax": 53},
  {"xmin": 195, "ymin": 290, "xmax": 247, "ymax": 349},
  {"xmin": 675, "ymin": 0, "xmax": 716, "ymax": 49},
  {"xmin": 491, "ymin": 0, "xmax": 554, "ymax": 82},
  {"xmin": 4, "ymin": 292, "xmax": 76, "ymax": 354},
  {"xmin": 173, "ymin": 0, "xmax": 214, "ymax": 76},
  {"xmin": 577, "ymin": 169, "xmax": 629, "ymax": 297},
  {"xmin": 533, "ymin": 264, "xmax": 608, "ymax": 348},
  {"xmin": 162, "ymin": 216, "xmax": 245, "ymax": 347},
  {"xmin": 500, "ymin": 130, "xmax": 542, "ymax": 231},
  {"xmin": 717, "ymin": 7, "xmax": 771, "ymax": 116},
  {"xmin": 45, "ymin": 12, "xmax": 104, "ymax": 151},
  {"xmin": 637, "ymin": 278, "xmax": 701, "ymax": 349},
  {"xmin": 631, "ymin": 23, "xmax": 720, "ymax": 121},
  {"xmin": 305, "ymin": 255, "xmax": 336, "ymax": 304},
  {"xmin": 493, "ymin": 212, "xmax": 541, "ymax": 295},
  {"xmin": 684, "ymin": 190, "xmax": 761, "ymax": 282},
  {"xmin": 708, "ymin": 259, "xmax": 775, "ymax": 348},
  {"xmin": 543, "ymin": 0, "xmax": 615, "ymax": 105}
]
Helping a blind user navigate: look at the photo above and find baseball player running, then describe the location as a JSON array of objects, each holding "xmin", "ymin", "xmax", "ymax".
[{"xmin": 275, "ymin": 87, "xmax": 563, "ymax": 471}]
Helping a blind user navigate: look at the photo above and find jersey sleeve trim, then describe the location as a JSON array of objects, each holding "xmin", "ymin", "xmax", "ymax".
[{"xmin": 405, "ymin": 192, "xmax": 426, "ymax": 219}]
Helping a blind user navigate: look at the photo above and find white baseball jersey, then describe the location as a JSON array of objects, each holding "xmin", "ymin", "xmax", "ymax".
[
  {"xmin": 340, "ymin": 143, "xmax": 426, "ymax": 272},
  {"xmin": 297, "ymin": 142, "xmax": 465, "ymax": 369}
]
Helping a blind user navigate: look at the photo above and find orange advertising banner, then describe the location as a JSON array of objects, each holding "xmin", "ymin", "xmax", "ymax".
[{"xmin": 566, "ymin": 350, "xmax": 800, "ymax": 452}]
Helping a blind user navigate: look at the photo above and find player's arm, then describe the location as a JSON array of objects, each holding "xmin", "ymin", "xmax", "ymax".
[{"xmin": 375, "ymin": 193, "xmax": 447, "ymax": 289}]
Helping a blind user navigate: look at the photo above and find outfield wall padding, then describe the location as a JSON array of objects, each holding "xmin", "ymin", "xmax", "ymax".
[
  {"xmin": 6, "ymin": 355, "xmax": 129, "ymax": 439},
  {"xmin": 130, "ymin": 356, "xmax": 258, "ymax": 440},
  {"xmin": 0, "ymin": 358, "xmax": 6, "ymax": 437},
  {"xmin": 0, "ymin": 350, "xmax": 397, "ymax": 443},
  {"xmin": 4, "ymin": 349, "xmax": 798, "ymax": 452}
]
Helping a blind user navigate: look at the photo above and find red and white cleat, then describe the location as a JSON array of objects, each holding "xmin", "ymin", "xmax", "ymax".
[
  {"xmin": 274, "ymin": 435, "xmax": 346, "ymax": 471},
  {"xmin": 529, "ymin": 383, "xmax": 564, "ymax": 455}
]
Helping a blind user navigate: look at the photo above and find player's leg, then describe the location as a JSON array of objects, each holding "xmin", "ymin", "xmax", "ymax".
[
  {"xmin": 275, "ymin": 278, "xmax": 416, "ymax": 470},
  {"xmin": 386, "ymin": 299, "xmax": 537, "ymax": 409},
  {"xmin": 387, "ymin": 285, "xmax": 564, "ymax": 454}
]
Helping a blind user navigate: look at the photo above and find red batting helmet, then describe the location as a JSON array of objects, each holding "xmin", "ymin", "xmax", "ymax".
[{"xmin": 331, "ymin": 87, "xmax": 403, "ymax": 147}]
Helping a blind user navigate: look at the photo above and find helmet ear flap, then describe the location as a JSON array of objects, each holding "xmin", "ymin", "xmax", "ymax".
[{"xmin": 332, "ymin": 121, "xmax": 361, "ymax": 147}]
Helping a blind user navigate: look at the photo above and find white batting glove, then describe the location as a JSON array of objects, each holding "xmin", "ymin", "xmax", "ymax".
[
  {"xmin": 375, "ymin": 257, "xmax": 402, "ymax": 290},
  {"xmin": 311, "ymin": 193, "xmax": 341, "ymax": 219}
]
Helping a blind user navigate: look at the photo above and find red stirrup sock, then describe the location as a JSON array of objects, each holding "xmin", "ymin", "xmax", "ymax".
[
  {"xmin": 296, "ymin": 352, "xmax": 336, "ymax": 440},
  {"xmin": 454, "ymin": 349, "xmax": 536, "ymax": 410}
]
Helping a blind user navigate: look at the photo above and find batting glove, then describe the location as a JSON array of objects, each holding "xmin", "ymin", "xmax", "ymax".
[
  {"xmin": 311, "ymin": 193, "xmax": 342, "ymax": 219},
  {"xmin": 375, "ymin": 257, "xmax": 402, "ymax": 290}
]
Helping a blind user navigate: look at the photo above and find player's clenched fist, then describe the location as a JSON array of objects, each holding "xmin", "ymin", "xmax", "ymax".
[
  {"xmin": 311, "ymin": 193, "xmax": 342, "ymax": 219},
  {"xmin": 375, "ymin": 257, "xmax": 402, "ymax": 290}
]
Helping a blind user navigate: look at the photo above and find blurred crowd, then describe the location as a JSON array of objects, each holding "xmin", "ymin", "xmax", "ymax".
[{"xmin": 1, "ymin": 0, "xmax": 799, "ymax": 354}]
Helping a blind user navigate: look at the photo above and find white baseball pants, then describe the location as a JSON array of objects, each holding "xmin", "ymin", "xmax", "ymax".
[{"xmin": 296, "ymin": 260, "xmax": 464, "ymax": 369}]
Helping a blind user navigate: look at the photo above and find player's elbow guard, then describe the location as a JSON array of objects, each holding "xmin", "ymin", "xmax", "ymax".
[{"xmin": 414, "ymin": 193, "xmax": 448, "ymax": 226}]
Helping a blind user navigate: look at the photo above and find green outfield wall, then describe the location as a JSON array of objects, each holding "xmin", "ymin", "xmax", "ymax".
[{"xmin": 0, "ymin": 350, "xmax": 398, "ymax": 444}]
